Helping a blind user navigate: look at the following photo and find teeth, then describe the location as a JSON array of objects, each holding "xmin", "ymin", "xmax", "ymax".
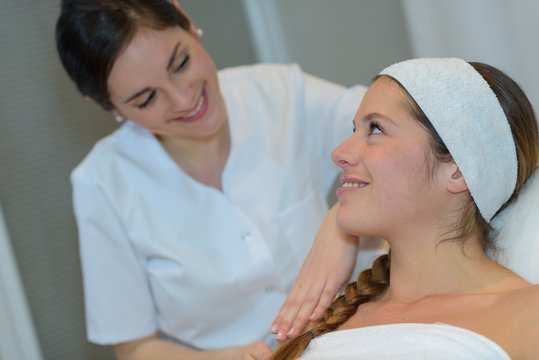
[
  {"xmin": 342, "ymin": 182, "xmax": 367, "ymax": 188},
  {"xmin": 184, "ymin": 93, "xmax": 205, "ymax": 118}
]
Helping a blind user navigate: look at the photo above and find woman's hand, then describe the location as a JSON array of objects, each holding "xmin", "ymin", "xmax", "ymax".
[
  {"xmin": 114, "ymin": 334, "xmax": 272, "ymax": 360},
  {"xmin": 240, "ymin": 341, "xmax": 273, "ymax": 360},
  {"xmin": 270, "ymin": 204, "xmax": 359, "ymax": 342}
]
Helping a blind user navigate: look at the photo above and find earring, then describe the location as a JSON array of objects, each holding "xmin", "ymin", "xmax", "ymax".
[
  {"xmin": 196, "ymin": 28, "xmax": 204, "ymax": 37},
  {"xmin": 115, "ymin": 115, "xmax": 124, "ymax": 123}
]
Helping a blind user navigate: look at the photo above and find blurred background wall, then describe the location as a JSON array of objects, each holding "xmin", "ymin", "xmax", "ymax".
[{"xmin": 0, "ymin": 1, "xmax": 536, "ymax": 359}]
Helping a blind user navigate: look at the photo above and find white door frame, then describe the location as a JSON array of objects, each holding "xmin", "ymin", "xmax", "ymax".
[
  {"xmin": 0, "ymin": 202, "xmax": 43, "ymax": 360},
  {"xmin": 241, "ymin": 0, "xmax": 290, "ymax": 64}
]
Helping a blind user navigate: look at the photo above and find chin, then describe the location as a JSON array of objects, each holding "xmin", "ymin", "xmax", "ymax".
[{"xmin": 336, "ymin": 213, "xmax": 362, "ymax": 235}]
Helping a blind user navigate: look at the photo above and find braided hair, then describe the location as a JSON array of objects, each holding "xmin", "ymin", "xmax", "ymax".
[{"xmin": 271, "ymin": 254, "xmax": 390, "ymax": 359}]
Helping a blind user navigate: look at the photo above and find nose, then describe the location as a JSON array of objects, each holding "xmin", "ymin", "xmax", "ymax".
[
  {"xmin": 332, "ymin": 134, "xmax": 361, "ymax": 168},
  {"xmin": 166, "ymin": 82, "xmax": 194, "ymax": 113}
]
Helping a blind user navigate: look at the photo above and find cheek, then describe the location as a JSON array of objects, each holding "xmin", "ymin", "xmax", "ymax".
[
  {"xmin": 375, "ymin": 148, "xmax": 429, "ymax": 201},
  {"xmin": 191, "ymin": 46, "xmax": 217, "ymax": 80},
  {"xmin": 123, "ymin": 105, "xmax": 168, "ymax": 129}
]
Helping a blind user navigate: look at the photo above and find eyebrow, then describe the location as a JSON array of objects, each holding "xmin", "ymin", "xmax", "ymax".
[
  {"xmin": 124, "ymin": 87, "xmax": 151, "ymax": 104},
  {"xmin": 364, "ymin": 112, "xmax": 395, "ymax": 125},
  {"xmin": 166, "ymin": 43, "xmax": 180, "ymax": 71},
  {"xmin": 123, "ymin": 42, "xmax": 181, "ymax": 104}
]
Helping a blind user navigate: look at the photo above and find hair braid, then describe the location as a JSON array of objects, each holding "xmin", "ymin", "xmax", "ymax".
[{"xmin": 271, "ymin": 253, "xmax": 390, "ymax": 360}]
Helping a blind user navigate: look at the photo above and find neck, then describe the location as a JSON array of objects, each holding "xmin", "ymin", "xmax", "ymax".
[
  {"xmin": 159, "ymin": 122, "xmax": 231, "ymax": 190},
  {"xmin": 381, "ymin": 233, "xmax": 514, "ymax": 304}
]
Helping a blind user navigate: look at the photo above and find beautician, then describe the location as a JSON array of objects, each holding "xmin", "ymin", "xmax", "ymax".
[{"xmin": 55, "ymin": 1, "xmax": 381, "ymax": 359}]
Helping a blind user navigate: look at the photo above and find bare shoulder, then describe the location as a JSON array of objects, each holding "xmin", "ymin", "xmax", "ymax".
[
  {"xmin": 500, "ymin": 283, "xmax": 539, "ymax": 316},
  {"xmin": 506, "ymin": 283, "xmax": 539, "ymax": 304},
  {"xmin": 499, "ymin": 284, "xmax": 539, "ymax": 359}
]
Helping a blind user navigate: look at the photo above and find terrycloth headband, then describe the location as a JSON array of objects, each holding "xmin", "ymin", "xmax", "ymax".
[{"xmin": 379, "ymin": 58, "xmax": 517, "ymax": 222}]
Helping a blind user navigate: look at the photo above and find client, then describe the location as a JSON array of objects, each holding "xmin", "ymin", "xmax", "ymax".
[{"xmin": 271, "ymin": 58, "xmax": 539, "ymax": 359}]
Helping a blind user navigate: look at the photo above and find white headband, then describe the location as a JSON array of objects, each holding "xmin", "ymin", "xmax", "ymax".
[{"xmin": 380, "ymin": 58, "xmax": 517, "ymax": 222}]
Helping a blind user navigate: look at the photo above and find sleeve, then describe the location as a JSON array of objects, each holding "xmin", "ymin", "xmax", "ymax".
[
  {"xmin": 298, "ymin": 67, "xmax": 368, "ymax": 195},
  {"xmin": 72, "ymin": 172, "xmax": 157, "ymax": 345}
]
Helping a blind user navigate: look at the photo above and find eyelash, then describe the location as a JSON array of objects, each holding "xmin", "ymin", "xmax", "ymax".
[
  {"xmin": 175, "ymin": 54, "xmax": 190, "ymax": 73},
  {"xmin": 352, "ymin": 121, "xmax": 384, "ymax": 135},
  {"xmin": 139, "ymin": 92, "xmax": 155, "ymax": 109},
  {"xmin": 138, "ymin": 54, "xmax": 191, "ymax": 109},
  {"xmin": 368, "ymin": 121, "xmax": 383, "ymax": 135}
]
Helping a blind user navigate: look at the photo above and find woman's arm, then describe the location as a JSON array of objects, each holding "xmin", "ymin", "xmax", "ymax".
[
  {"xmin": 114, "ymin": 333, "xmax": 272, "ymax": 360},
  {"xmin": 270, "ymin": 203, "xmax": 359, "ymax": 341}
]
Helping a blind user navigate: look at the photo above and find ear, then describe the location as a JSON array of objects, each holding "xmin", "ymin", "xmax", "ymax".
[
  {"xmin": 446, "ymin": 162, "xmax": 468, "ymax": 194},
  {"xmin": 171, "ymin": 1, "xmax": 199, "ymax": 38}
]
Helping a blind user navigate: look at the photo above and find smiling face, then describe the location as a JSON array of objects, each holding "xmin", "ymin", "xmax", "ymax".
[
  {"xmin": 107, "ymin": 26, "xmax": 227, "ymax": 142},
  {"xmin": 332, "ymin": 77, "xmax": 449, "ymax": 239}
]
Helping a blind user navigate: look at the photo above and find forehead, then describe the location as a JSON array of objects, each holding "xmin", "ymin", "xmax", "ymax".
[
  {"xmin": 361, "ymin": 77, "xmax": 408, "ymax": 112},
  {"xmin": 352, "ymin": 77, "xmax": 409, "ymax": 123},
  {"xmin": 114, "ymin": 26, "xmax": 184, "ymax": 70},
  {"xmin": 107, "ymin": 26, "xmax": 186, "ymax": 99},
  {"xmin": 356, "ymin": 77, "xmax": 433, "ymax": 139}
]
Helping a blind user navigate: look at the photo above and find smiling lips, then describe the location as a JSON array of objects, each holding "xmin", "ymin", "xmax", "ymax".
[
  {"xmin": 336, "ymin": 176, "xmax": 369, "ymax": 196},
  {"xmin": 172, "ymin": 86, "xmax": 208, "ymax": 123}
]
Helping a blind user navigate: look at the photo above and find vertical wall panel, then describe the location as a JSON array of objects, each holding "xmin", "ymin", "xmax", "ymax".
[
  {"xmin": 0, "ymin": 0, "xmax": 122, "ymax": 359},
  {"xmin": 401, "ymin": 0, "xmax": 539, "ymax": 112}
]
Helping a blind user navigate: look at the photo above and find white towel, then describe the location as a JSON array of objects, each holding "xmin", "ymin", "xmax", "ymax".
[
  {"xmin": 299, "ymin": 323, "xmax": 510, "ymax": 359},
  {"xmin": 491, "ymin": 168, "xmax": 539, "ymax": 284}
]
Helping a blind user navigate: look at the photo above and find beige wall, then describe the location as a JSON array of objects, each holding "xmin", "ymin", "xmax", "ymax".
[
  {"xmin": 275, "ymin": 0, "xmax": 412, "ymax": 87},
  {"xmin": 180, "ymin": 0, "xmax": 257, "ymax": 69}
]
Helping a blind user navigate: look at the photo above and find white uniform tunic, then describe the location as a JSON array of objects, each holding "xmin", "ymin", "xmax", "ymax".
[{"xmin": 72, "ymin": 64, "xmax": 368, "ymax": 349}]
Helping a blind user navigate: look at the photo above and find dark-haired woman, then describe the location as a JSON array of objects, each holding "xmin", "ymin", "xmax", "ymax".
[
  {"xmin": 271, "ymin": 58, "xmax": 539, "ymax": 359},
  {"xmin": 55, "ymin": 1, "xmax": 382, "ymax": 359}
]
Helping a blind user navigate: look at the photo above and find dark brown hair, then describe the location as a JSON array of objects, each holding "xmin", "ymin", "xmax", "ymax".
[
  {"xmin": 270, "ymin": 62, "xmax": 539, "ymax": 360},
  {"xmin": 55, "ymin": 0, "xmax": 191, "ymax": 110}
]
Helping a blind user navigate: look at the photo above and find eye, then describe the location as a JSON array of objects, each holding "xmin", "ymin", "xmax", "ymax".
[
  {"xmin": 174, "ymin": 54, "xmax": 190, "ymax": 73},
  {"xmin": 352, "ymin": 122, "xmax": 356, "ymax": 133},
  {"xmin": 138, "ymin": 91, "xmax": 156, "ymax": 109},
  {"xmin": 368, "ymin": 121, "xmax": 383, "ymax": 135}
]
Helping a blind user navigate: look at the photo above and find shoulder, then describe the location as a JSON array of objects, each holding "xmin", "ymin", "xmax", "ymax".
[
  {"xmin": 216, "ymin": 64, "xmax": 308, "ymax": 116},
  {"xmin": 217, "ymin": 63, "xmax": 303, "ymax": 84},
  {"xmin": 497, "ymin": 283, "xmax": 539, "ymax": 320},
  {"xmin": 217, "ymin": 63, "xmax": 351, "ymax": 107},
  {"xmin": 71, "ymin": 121, "xmax": 153, "ymax": 185},
  {"xmin": 512, "ymin": 285, "xmax": 539, "ymax": 318},
  {"xmin": 499, "ymin": 284, "xmax": 539, "ymax": 358},
  {"xmin": 503, "ymin": 282, "xmax": 539, "ymax": 306},
  {"xmin": 217, "ymin": 63, "xmax": 312, "ymax": 97},
  {"xmin": 71, "ymin": 133, "xmax": 117, "ymax": 182}
]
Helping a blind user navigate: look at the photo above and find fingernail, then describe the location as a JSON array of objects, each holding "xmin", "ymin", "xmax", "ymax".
[
  {"xmin": 287, "ymin": 327, "xmax": 296, "ymax": 337},
  {"xmin": 270, "ymin": 324, "xmax": 278, "ymax": 333},
  {"xmin": 277, "ymin": 330, "xmax": 283, "ymax": 340}
]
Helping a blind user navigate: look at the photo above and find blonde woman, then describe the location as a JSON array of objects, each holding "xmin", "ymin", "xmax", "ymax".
[{"xmin": 272, "ymin": 58, "xmax": 539, "ymax": 359}]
